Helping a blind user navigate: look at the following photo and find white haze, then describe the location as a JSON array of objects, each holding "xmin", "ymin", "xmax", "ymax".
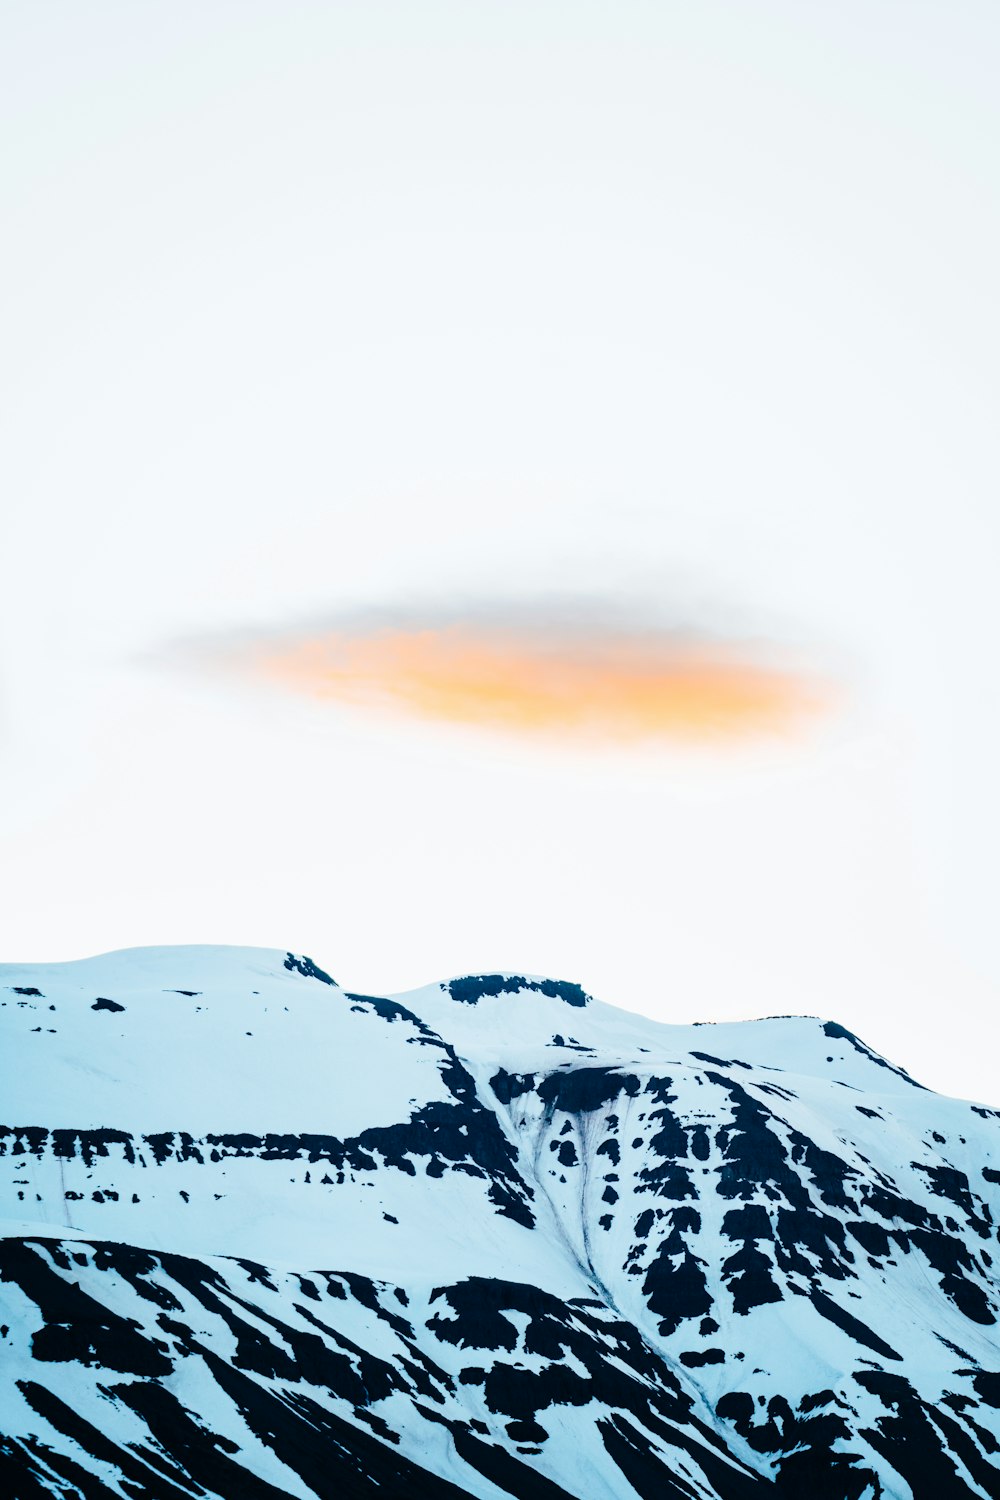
[{"xmin": 2, "ymin": 1, "xmax": 999, "ymax": 1102}]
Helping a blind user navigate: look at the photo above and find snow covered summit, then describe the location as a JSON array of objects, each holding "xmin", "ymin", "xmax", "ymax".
[{"xmin": 1, "ymin": 945, "xmax": 998, "ymax": 1498}]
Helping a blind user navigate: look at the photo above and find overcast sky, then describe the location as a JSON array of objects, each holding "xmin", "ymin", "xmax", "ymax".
[{"xmin": 3, "ymin": 1, "xmax": 999, "ymax": 1102}]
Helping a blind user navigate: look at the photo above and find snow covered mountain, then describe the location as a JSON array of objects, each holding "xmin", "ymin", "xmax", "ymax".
[{"xmin": 1, "ymin": 946, "xmax": 999, "ymax": 1499}]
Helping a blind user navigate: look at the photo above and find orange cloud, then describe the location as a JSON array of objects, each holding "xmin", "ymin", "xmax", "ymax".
[{"xmin": 254, "ymin": 623, "xmax": 828, "ymax": 743}]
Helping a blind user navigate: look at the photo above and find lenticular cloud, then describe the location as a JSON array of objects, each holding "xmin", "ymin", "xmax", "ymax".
[{"xmin": 239, "ymin": 604, "xmax": 830, "ymax": 743}]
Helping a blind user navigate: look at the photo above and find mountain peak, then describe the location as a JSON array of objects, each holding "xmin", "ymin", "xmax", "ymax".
[{"xmin": 2, "ymin": 942, "xmax": 997, "ymax": 1498}]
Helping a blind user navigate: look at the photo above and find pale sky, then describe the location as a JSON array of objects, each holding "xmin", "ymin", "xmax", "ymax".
[{"xmin": 3, "ymin": 2, "xmax": 999, "ymax": 1103}]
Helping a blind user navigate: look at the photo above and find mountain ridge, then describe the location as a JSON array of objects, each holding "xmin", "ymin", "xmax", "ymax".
[{"xmin": 1, "ymin": 945, "xmax": 998, "ymax": 1498}]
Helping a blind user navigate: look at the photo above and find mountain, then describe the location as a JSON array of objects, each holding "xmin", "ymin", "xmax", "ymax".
[{"xmin": 1, "ymin": 946, "xmax": 999, "ymax": 1499}]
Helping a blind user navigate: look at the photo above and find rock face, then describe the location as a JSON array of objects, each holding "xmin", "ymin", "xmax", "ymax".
[{"xmin": 1, "ymin": 947, "xmax": 999, "ymax": 1499}]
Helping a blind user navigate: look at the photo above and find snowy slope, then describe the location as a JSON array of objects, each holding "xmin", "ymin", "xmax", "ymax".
[{"xmin": 1, "ymin": 947, "xmax": 999, "ymax": 1499}]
